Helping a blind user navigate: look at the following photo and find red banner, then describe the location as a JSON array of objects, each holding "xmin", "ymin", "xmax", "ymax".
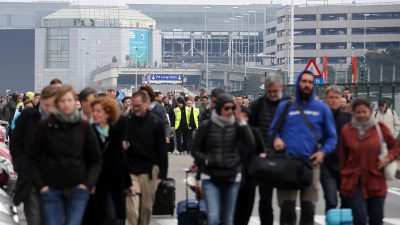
[
  {"xmin": 323, "ymin": 56, "xmax": 327, "ymax": 84},
  {"xmin": 352, "ymin": 55, "xmax": 357, "ymax": 83}
]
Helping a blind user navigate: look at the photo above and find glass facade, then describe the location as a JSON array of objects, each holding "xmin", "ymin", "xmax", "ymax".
[
  {"xmin": 46, "ymin": 28, "xmax": 69, "ymax": 69},
  {"xmin": 321, "ymin": 28, "xmax": 347, "ymax": 35}
]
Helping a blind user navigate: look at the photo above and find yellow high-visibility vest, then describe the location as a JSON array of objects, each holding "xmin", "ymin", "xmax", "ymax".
[{"xmin": 173, "ymin": 106, "xmax": 200, "ymax": 129}]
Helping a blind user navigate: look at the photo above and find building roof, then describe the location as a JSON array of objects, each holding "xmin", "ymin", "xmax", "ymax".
[{"xmin": 42, "ymin": 7, "xmax": 156, "ymax": 29}]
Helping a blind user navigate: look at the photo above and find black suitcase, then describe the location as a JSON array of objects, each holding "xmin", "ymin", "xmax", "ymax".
[
  {"xmin": 177, "ymin": 170, "xmax": 207, "ymax": 225},
  {"xmin": 152, "ymin": 178, "xmax": 176, "ymax": 216}
]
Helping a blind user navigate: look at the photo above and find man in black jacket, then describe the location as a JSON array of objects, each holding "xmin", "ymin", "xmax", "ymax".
[
  {"xmin": 321, "ymin": 85, "xmax": 352, "ymax": 212},
  {"xmin": 249, "ymin": 72, "xmax": 286, "ymax": 225},
  {"xmin": 10, "ymin": 86, "xmax": 57, "ymax": 225},
  {"xmin": 124, "ymin": 91, "xmax": 168, "ymax": 225}
]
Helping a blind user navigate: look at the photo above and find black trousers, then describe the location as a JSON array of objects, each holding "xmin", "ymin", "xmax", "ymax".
[
  {"xmin": 176, "ymin": 127, "xmax": 189, "ymax": 153},
  {"xmin": 83, "ymin": 173, "xmax": 127, "ymax": 225},
  {"xmin": 259, "ymin": 181, "xmax": 274, "ymax": 225},
  {"xmin": 234, "ymin": 182, "xmax": 256, "ymax": 225}
]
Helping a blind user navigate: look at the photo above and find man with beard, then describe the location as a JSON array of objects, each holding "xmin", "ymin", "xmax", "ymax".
[{"xmin": 270, "ymin": 70, "xmax": 337, "ymax": 225}]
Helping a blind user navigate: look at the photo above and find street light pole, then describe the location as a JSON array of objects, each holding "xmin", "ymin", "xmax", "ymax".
[
  {"xmin": 135, "ymin": 47, "xmax": 138, "ymax": 91},
  {"xmin": 290, "ymin": 2, "xmax": 295, "ymax": 84},
  {"xmin": 248, "ymin": 11, "xmax": 256, "ymax": 63},
  {"xmin": 243, "ymin": 14, "xmax": 250, "ymax": 64},
  {"xmin": 204, "ymin": 6, "xmax": 210, "ymax": 91},
  {"xmin": 363, "ymin": 13, "xmax": 370, "ymax": 81}
]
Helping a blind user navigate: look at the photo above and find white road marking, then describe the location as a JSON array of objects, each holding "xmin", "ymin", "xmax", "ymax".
[
  {"xmin": 388, "ymin": 188, "xmax": 400, "ymax": 197},
  {"xmin": 151, "ymin": 216, "xmax": 400, "ymax": 225}
]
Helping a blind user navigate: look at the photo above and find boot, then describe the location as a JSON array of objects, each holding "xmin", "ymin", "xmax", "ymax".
[
  {"xmin": 280, "ymin": 200, "xmax": 296, "ymax": 225},
  {"xmin": 300, "ymin": 201, "xmax": 315, "ymax": 225}
]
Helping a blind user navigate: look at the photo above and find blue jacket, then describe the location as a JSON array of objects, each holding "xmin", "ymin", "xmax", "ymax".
[{"xmin": 268, "ymin": 72, "xmax": 337, "ymax": 158}]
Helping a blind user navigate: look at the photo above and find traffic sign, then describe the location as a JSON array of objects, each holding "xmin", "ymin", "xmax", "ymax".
[
  {"xmin": 148, "ymin": 74, "xmax": 184, "ymax": 84},
  {"xmin": 304, "ymin": 58, "xmax": 323, "ymax": 78}
]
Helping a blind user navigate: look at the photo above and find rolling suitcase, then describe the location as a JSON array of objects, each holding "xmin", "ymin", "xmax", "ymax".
[
  {"xmin": 152, "ymin": 178, "xmax": 176, "ymax": 216},
  {"xmin": 177, "ymin": 170, "xmax": 207, "ymax": 225}
]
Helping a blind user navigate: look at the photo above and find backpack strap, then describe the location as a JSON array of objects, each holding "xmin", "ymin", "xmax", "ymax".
[{"xmin": 293, "ymin": 102, "xmax": 321, "ymax": 150}]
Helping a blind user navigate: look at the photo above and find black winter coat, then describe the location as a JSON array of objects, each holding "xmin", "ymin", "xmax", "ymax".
[
  {"xmin": 92, "ymin": 123, "xmax": 131, "ymax": 188},
  {"xmin": 10, "ymin": 107, "xmax": 41, "ymax": 204},
  {"xmin": 122, "ymin": 112, "xmax": 168, "ymax": 179},
  {"xmin": 29, "ymin": 115, "xmax": 102, "ymax": 190},
  {"xmin": 192, "ymin": 116, "xmax": 255, "ymax": 182},
  {"xmin": 249, "ymin": 95, "xmax": 288, "ymax": 148},
  {"xmin": 323, "ymin": 109, "xmax": 352, "ymax": 173}
]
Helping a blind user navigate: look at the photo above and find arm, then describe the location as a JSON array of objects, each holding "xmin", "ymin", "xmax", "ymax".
[
  {"xmin": 83, "ymin": 125, "xmax": 103, "ymax": 189},
  {"xmin": 236, "ymin": 123, "xmax": 255, "ymax": 153},
  {"xmin": 191, "ymin": 121, "xmax": 209, "ymax": 166},
  {"xmin": 320, "ymin": 106, "xmax": 338, "ymax": 155},
  {"xmin": 268, "ymin": 101, "xmax": 287, "ymax": 144},
  {"xmin": 339, "ymin": 129, "xmax": 349, "ymax": 172},
  {"xmin": 248, "ymin": 99, "xmax": 258, "ymax": 126},
  {"xmin": 156, "ymin": 122, "xmax": 168, "ymax": 179},
  {"xmin": 28, "ymin": 122, "xmax": 47, "ymax": 190},
  {"xmin": 380, "ymin": 122, "xmax": 399, "ymax": 162},
  {"xmin": 9, "ymin": 109, "xmax": 29, "ymax": 171},
  {"xmin": 392, "ymin": 110, "xmax": 400, "ymax": 138}
]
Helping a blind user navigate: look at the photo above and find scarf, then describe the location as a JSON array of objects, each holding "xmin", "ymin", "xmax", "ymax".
[
  {"xmin": 52, "ymin": 108, "xmax": 81, "ymax": 124},
  {"xmin": 351, "ymin": 116, "xmax": 375, "ymax": 140},
  {"xmin": 95, "ymin": 124, "xmax": 110, "ymax": 143},
  {"xmin": 210, "ymin": 110, "xmax": 235, "ymax": 128}
]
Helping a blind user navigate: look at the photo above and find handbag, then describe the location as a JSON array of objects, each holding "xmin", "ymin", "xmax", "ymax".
[
  {"xmin": 249, "ymin": 101, "xmax": 318, "ymax": 189},
  {"xmin": 375, "ymin": 123, "xmax": 397, "ymax": 181}
]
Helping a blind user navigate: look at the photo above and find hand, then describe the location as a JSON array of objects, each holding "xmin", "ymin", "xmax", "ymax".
[
  {"xmin": 122, "ymin": 141, "xmax": 130, "ymax": 151},
  {"xmin": 235, "ymin": 107, "xmax": 244, "ymax": 123},
  {"xmin": 166, "ymin": 137, "xmax": 170, "ymax": 144},
  {"xmin": 90, "ymin": 187, "xmax": 96, "ymax": 195},
  {"xmin": 189, "ymin": 163, "xmax": 198, "ymax": 173},
  {"xmin": 171, "ymin": 127, "xmax": 175, "ymax": 132},
  {"xmin": 128, "ymin": 186, "xmax": 136, "ymax": 197},
  {"xmin": 273, "ymin": 138, "xmax": 285, "ymax": 151},
  {"xmin": 78, "ymin": 184, "xmax": 88, "ymax": 190},
  {"xmin": 310, "ymin": 151, "xmax": 325, "ymax": 165},
  {"xmin": 157, "ymin": 179, "xmax": 163, "ymax": 186},
  {"xmin": 40, "ymin": 186, "xmax": 49, "ymax": 193},
  {"xmin": 378, "ymin": 157, "xmax": 391, "ymax": 169}
]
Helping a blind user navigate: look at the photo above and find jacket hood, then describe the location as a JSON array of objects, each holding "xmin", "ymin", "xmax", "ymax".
[{"xmin": 295, "ymin": 70, "xmax": 316, "ymax": 104}]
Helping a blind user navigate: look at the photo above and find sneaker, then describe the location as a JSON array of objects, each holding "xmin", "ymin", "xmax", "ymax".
[{"xmin": 173, "ymin": 150, "xmax": 180, "ymax": 155}]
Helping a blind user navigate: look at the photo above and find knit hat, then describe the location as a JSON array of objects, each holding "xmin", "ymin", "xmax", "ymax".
[
  {"xmin": 25, "ymin": 92, "xmax": 34, "ymax": 100},
  {"xmin": 216, "ymin": 93, "xmax": 235, "ymax": 114}
]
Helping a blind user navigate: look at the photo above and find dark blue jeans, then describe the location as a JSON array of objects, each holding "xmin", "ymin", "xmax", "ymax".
[
  {"xmin": 320, "ymin": 166, "xmax": 348, "ymax": 212},
  {"xmin": 345, "ymin": 185, "xmax": 385, "ymax": 225},
  {"xmin": 202, "ymin": 179, "xmax": 241, "ymax": 225},
  {"xmin": 40, "ymin": 186, "xmax": 90, "ymax": 225}
]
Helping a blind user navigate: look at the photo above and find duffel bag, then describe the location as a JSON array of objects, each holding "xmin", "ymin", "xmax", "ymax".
[{"xmin": 249, "ymin": 151, "xmax": 313, "ymax": 189}]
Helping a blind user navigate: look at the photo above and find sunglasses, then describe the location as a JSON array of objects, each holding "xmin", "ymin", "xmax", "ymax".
[{"xmin": 223, "ymin": 106, "xmax": 236, "ymax": 111}]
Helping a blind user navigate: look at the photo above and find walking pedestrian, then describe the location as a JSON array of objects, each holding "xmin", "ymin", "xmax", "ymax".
[
  {"xmin": 270, "ymin": 70, "xmax": 337, "ymax": 225},
  {"xmin": 79, "ymin": 87, "xmax": 97, "ymax": 123},
  {"xmin": 83, "ymin": 96, "xmax": 132, "ymax": 225},
  {"xmin": 123, "ymin": 91, "xmax": 168, "ymax": 225},
  {"xmin": 249, "ymin": 72, "xmax": 288, "ymax": 225},
  {"xmin": 340, "ymin": 98, "xmax": 399, "ymax": 225},
  {"xmin": 200, "ymin": 88, "xmax": 225, "ymax": 121},
  {"xmin": 321, "ymin": 85, "xmax": 352, "ymax": 212},
  {"xmin": 185, "ymin": 99, "xmax": 200, "ymax": 154},
  {"xmin": 374, "ymin": 99, "xmax": 399, "ymax": 138},
  {"xmin": 171, "ymin": 98, "xmax": 190, "ymax": 155},
  {"xmin": 29, "ymin": 85, "xmax": 102, "ymax": 225},
  {"xmin": 234, "ymin": 106, "xmax": 264, "ymax": 225},
  {"xmin": 192, "ymin": 93, "xmax": 255, "ymax": 225},
  {"xmin": 10, "ymin": 86, "xmax": 57, "ymax": 225}
]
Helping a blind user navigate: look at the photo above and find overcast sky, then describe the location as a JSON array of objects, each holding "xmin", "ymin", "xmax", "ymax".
[{"xmin": 1, "ymin": 0, "xmax": 398, "ymax": 6}]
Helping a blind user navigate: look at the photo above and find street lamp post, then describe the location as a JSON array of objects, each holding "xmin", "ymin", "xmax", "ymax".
[
  {"xmin": 204, "ymin": 6, "xmax": 210, "ymax": 92},
  {"xmin": 363, "ymin": 13, "xmax": 371, "ymax": 83},
  {"xmin": 232, "ymin": 7, "xmax": 238, "ymax": 65},
  {"xmin": 290, "ymin": 2, "xmax": 295, "ymax": 84},
  {"xmin": 248, "ymin": 11, "xmax": 256, "ymax": 63},
  {"xmin": 243, "ymin": 14, "xmax": 250, "ymax": 65},
  {"xmin": 236, "ymin": 15, "xmax": 244, "ymax": 65},
  {"xmin": 135, "ymin": 47, "xmax": 138, "ymax": 91}
]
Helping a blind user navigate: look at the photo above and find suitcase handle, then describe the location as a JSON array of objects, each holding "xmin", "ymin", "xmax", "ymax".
[{"xmin": 183, "ymin": 168, "xmax": 201, "ymax": 211}]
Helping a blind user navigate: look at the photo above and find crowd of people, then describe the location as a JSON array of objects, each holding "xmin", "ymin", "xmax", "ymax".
[{"xmin": 1, "ymin": 71, "xmax": 399, "ymax": 225}]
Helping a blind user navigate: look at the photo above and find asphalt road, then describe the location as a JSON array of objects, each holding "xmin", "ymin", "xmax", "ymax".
[{"xmin": 150, "ymin": 154, "xmax": 400, "ymax": 225}]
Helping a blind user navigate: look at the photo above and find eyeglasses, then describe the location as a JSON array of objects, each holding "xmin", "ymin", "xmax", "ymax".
[{"xmin": 223, "ymin": 106, "xmax": 236, "ymax": 111}]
